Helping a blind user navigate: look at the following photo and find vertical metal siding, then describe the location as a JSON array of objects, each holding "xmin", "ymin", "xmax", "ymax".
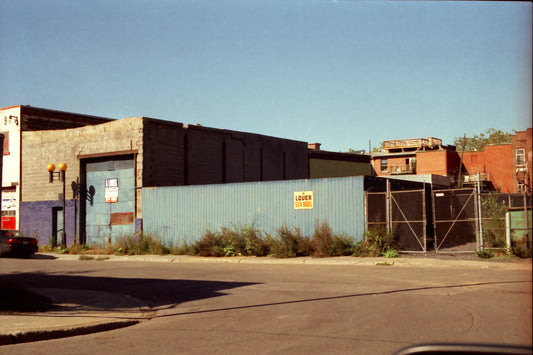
[{"xmin": 142, "ymin": 176, "xmax": 366, "ymax": 245}]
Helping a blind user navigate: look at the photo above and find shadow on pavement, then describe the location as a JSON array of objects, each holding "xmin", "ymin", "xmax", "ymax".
[
  {"xmin": 0, "ymin": 272, "xmax": 259, "ymax": 312},
  {"xmin": 30, "ymin": 254, "xmax": 57, "ymax": 260}
]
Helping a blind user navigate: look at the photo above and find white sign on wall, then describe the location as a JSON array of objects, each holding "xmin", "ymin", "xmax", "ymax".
[
  {"xmin": 105, "ymin": 178, "xmax": 119, "ymax": 203},
  {"xmin": 2, "ymin": 190, "xmax": 16, "ymax": 211},
  {"xmin": 294, "ymin": 191, "xmax": 313, "ymax": 209}
]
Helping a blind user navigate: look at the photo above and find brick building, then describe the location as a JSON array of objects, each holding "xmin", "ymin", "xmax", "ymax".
[
  {"xmin": 512, "ymin": 128, "xmax": 532, "ymax": 193},
  {"xmin": 461, "ymin": 145, "xmax": 514, "ymax": 192},
  {"xmin": 371, "ymin": 132, "xmax": 532, "ymax": 193},
  {"xmin": 370, "ymin": 137, "xmax": 459, "ymax": 185}
]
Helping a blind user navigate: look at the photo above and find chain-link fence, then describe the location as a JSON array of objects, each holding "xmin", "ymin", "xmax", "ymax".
[
  {"xmin": 481, "ymin": 193, "xmax": 531, "ymax": 255},
  {"xmin": 366, "ymin": 187, "xmax": 427, "ymax": 252}
]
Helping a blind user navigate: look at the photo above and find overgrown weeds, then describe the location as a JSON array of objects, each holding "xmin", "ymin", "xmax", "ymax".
[
  {"xmin": 310, "ymin": 222, "xmax": 354, "ymax": 257},
  {"xmin": 37, "ymin": 222, "xmax": 406, "ymax": 259},
  {"xmin": 476, "ymin": 249, "xmax": 494, "ymax": 259},
  {"xmin": 113, "ymin": 233, "xmax": 170, "ymax": 256},
  {"xmin": 352, "ymin": 228, "xmax": 399, "ymax": 257}
]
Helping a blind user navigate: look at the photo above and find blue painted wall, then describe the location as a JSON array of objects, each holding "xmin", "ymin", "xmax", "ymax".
[
  {"xmin": 142, "ymin": 176, "xmax": 366, "ymax": 246},
  {"xmin": 85, "ymin": 158, "xmax": 135, "ymax": 245},
  {"xmin": 20, "ymin": 199, "xmax": 77, "ymax": 246}
]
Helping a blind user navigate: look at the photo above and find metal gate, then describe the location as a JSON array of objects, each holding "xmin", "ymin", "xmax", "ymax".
[
  {"xmin": 366, "ymin": 184, "xmax": 426, "ymax": 252},
  {"xmin": 480, "ymin": 193, "xmax": 531, "ymax": 252},
  {"xmin": 432, "ymin": 188, "xmax": 478, "ymax": 252}
]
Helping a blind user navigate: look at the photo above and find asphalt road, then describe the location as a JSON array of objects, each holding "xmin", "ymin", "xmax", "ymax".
[{"xmin": 1, "ymin": 257, "xmax": 531, "ymax": 354}]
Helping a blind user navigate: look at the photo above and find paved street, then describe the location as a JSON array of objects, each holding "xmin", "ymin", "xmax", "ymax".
[{"xmin": 1, "ymin": 256, "xmax": 531, "ymax": 354}]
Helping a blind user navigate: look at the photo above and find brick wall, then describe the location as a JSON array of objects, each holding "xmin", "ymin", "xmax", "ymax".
[
  {"xmin": 511, "ymin": 129, "xmax": 532, "ymax": 192},
  {"xmin": 462, "ymin": 145, "xmax": 514, "ymax": 192},
  {"xmin": 416, "ymin": 150, "xmax": 454, "ymax": 176}
]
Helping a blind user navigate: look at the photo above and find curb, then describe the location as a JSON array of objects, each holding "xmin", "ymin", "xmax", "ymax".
[
  {"xmin": 35, "ymin": 253, "xmax": 532, "ymax": 269},
  {"xmin": 0, "ymin": 320, "xmax": 139, "ymax": 346}
]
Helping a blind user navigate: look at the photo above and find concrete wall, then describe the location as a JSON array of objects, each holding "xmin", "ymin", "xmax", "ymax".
[
  {"xmin": 21, "ymin": 116, "xmax": 144, "ymax": 203},
  {"xmin": 21, "ymin": 117, "xmax": 144, "ymax": 242}
]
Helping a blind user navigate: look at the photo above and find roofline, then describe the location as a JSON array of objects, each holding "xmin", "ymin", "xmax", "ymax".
[{"xmin": 17, "ymin": 105, "xmax": 115, "ymax": 122}]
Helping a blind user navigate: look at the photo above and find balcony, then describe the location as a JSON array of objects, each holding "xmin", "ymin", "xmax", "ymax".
[
  {"xmin": 463, "ymin": 173, "xmax": 490, "ymax": 183},
  {"xmin": 382, "ymin": 137, "xmax": 442, "ymax": 152},
  {"xmin": 389, "ymin": 164, "xmax": 416, "ymax": 175}
]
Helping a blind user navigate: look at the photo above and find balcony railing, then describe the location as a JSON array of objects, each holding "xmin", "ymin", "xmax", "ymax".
[
  {"xmin": 389, "ymin": 164, "xmax": 416, "ymax": 175},
  {"xmin": 382, "ymin": 137, "xmax": 442, "ymax": 151},
  {"xmin": 463, "ymin": 173, "xmax": 490, "ymax": 183}
]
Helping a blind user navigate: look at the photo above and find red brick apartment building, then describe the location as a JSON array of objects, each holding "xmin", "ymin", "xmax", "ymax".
[
  {"xmin": 371, "ymin": 130, "xmax": 532, "ymax": 193},
  {"xmin": 512, "ymin": 128, "xmax": 532, "ymax": 193},
  {"xmin": 371, "ymin": 137, "xmax": 459, "ymax": 185}
]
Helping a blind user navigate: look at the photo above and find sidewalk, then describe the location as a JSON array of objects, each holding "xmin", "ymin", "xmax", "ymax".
[
  {"xmin": 38, "ymin": 252, "xmax": 533, "ymax": 269},
  {"xmin": 1, "ymin": 253, "xmax": 531, "ymax": 345},
  {"xmin": 0, "ymin": 287, "xmax": 150, "ymax": 345}
]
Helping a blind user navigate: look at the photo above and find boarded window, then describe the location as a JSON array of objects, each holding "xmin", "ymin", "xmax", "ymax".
[{"xmin": 110, "ymin": 212, "xmax": 134, "ymax": 225}]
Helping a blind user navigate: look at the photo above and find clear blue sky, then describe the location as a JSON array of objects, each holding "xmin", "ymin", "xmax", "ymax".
[{"xmin": 1, "ymin": 0, "xmax": 531, "ymax": 152}]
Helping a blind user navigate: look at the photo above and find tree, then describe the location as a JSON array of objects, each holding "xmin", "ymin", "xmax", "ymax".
[{"xmin": 454, "ymin": 128, "xmax": 512, "ymax": 152}]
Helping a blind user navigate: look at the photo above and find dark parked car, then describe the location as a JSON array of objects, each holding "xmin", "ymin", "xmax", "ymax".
[{"xmin": 0, "ymin": 230, "xmax": 38, "ymax": 258}]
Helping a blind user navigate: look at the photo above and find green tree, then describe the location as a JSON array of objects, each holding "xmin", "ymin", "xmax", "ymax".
[{"xmin": 454, "ymin": 128, "xmax": 512, "ymax": 152}]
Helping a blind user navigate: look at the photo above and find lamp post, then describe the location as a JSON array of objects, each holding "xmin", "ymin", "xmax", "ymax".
[{"xmin": 47, "ymin": 162, "xmax": 68, "ymax": 248}]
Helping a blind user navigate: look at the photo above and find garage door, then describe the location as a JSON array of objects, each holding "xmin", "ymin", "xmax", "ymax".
[{"xmin": 85, "ymin": 157, "xmax": 135, "ymax": 245}]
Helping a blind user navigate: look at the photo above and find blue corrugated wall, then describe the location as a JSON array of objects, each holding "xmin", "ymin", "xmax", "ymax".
[{"xmin": 142, "ymin": 176, "xmax": 366, "ymax": 246}]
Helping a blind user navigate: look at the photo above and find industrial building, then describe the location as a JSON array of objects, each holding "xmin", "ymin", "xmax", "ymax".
[{"xmin": 1, "ymin": 105, "xmax": 370, "ymax": 245}]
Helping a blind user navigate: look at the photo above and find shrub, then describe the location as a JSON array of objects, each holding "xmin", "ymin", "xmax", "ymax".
[
  {"xmin": 310, "ymin": 222, "xmax": 354, "ymax": 257},
  {"xmin": 241, "ymin": 225, "xmax": 269, "ymax": 256},
  {"xmin": 512, "ymin": 245, "xmax": 532, "ymax": 259},
  {"xmin": 353, "ymin": 229, "xmax": 398, "ymax": 257},
  {"xmin": 476, "ymin": 249, "xmax": 494, "ymax": 259},
  {"xmin": 268, "ymin": 225, "xmax": 310, "ymax": 258},
  {"xmin": 169, "ymin": 243, "xmax": 193, "ymax": 255},
  {"xmin": 191, "ymin": 229, "xmax": 225, "ymax": 256},
  {"xmin": 113, "ymin": 234, "xmax": 169, "ymax": 255},
  {"xmin": 383, "ymin": 249, "xmax": 399, "ymax": 258},
  {"xmin": 190, "ymin": 224, "xmax": 269, "ymax": 257}
]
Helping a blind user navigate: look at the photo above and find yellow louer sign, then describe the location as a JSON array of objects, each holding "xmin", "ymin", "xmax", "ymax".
[{"xmin": 294, "ymin": 191, "xmax": 313, "ymax": 209}]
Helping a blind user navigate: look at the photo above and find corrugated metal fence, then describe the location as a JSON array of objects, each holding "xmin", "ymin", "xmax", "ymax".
[{"xmin": 142, "ymin": 177, "xmax": 366, "ymax": 246}]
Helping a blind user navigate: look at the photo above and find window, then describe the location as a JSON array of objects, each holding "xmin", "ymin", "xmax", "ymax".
[
  {"xmin": 516, "ymin": 149, "xmax": 525, "ymax": 166},
  {"xmin": 381, "ymin": 159, "xmax": 388, "ymax": 172},
  {"xmin": 1, "ymin": 132, "xmax": 8, "ymax": 155}
]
